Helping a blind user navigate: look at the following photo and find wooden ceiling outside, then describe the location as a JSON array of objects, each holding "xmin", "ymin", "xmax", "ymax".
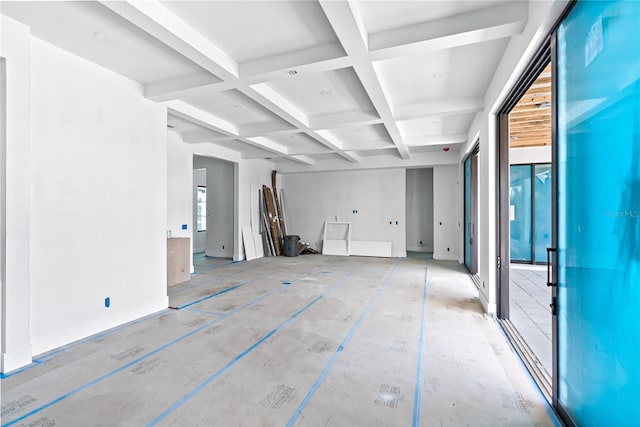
[{"xmin": 509, "ymin": 64, "xmax": 552, "ymax": 148}]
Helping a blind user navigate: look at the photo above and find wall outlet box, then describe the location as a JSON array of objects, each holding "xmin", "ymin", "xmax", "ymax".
[{"xmin": 181, "ymin": 224, "xmax": 188, "ymax": 230}]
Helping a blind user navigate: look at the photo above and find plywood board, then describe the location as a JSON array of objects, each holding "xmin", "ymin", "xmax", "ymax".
[{"xmin": 167, "ymin": 237, "xmax": 190, "ymax": 286}]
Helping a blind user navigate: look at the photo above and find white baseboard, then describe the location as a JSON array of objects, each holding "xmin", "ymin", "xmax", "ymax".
[
  {"xmin": 1, "ymin": 344, "xmax": 33, "ymax": 373},
  {"xmin": 479, "ymin": 290, "xmax": 496, "ymax": 315},
  {"xmin": 31, "ymin": 297, "xmax": 168, "ymax": 357}
]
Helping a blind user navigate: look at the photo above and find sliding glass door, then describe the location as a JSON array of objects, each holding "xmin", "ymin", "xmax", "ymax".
[
  {"xmin": 556, "ymin": 0, "xmax": 640, "ymax": 424},
  {"xmin": 464, "ymin": 148, "xmax": 478, "ymax": 275}
]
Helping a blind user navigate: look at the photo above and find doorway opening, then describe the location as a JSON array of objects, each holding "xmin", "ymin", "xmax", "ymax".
[
  {"xmin": 498, "ymin": 55, "xmax": 554, "ymax": 398},
  {"xmin": 193, "ymin": 155, "xmax": 235, "ymax": 274},
  {"xmin": 406, "ymin": 168, "xmax": 434, "ymax": 259}
]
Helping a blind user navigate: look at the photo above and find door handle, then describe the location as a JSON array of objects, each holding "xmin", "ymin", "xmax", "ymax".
[{"xmin": 546, "ymin": 247, "xmax": 557, "ymax": 287}]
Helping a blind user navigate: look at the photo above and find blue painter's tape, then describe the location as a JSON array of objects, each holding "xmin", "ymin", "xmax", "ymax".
[
  {"xmin": 185, "ymin": 307, "xmax": 225, "ymax": 317},
  {"xmin": 146, "ymin": 260, "xmax": 371, "ymax": 427},
  {"xmin": 34, "ymin": 309, "xmax": 169, "ymax": 361},
  {"xmin": 282, "ymin": 281, "xmax": 292, "ymax": 286},
  {"xmin": 177, "ymin": 279, "xmax": 255, "ymax": 309},
  {"xmin": 169, "ymin": 266, "xmax": 249, "ymax": 295},
  {"xmin": 1, "ymin": 287, "xmax": 286, "ymax": 427},
  {"xmin": 412, "ymin": 261, "xmax": 428, "ymax": 427},
  {"xmin": 286, "ymin": 259, "xmax": 401, "ymax": 427},
  {"xmin": 0, "ymin": 359, "xmax": 45, "ymax": 379}
]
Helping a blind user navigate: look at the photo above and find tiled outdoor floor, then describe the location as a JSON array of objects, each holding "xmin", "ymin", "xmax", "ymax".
[{"xmin": 510, "ymin": 264, "xmax": 552, "ymax": 375}]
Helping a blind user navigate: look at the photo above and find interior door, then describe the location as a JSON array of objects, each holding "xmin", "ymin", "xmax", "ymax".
[{"xmin": 556, "ymin": 0, "xmax": 640, "ymax": 424}]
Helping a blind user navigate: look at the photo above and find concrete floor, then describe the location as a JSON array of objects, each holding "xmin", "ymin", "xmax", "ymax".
[
  {"xmin": 509, "ymin": 264, "xmax": 552, "ymax": 375},
  {"xmin": 2, "ymin": 256, "xmax": 558, "ymax": 427}
]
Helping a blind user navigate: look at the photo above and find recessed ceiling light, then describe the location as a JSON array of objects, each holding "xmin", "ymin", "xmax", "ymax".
[
  {"xmin": 432, "ymin": 72, "xmax": 443, "ymax": 78},
  {"xmin": 319, "ymin": 90, "xmax": 331, "ymax": 96},
  {"xmin": 287, "ymin": 70, "xmax": 298, "ymax": 75},
  {"xmin": 93, "ymin": 31, "xmax": 106, "ymax": 40}
]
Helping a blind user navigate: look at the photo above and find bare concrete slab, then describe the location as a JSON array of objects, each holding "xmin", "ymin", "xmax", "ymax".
[{"xmin": 1, "ymin": 256, "xmax": 558, "ymax": 427}]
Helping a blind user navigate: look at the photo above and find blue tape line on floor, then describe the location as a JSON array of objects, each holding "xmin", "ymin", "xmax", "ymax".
[
  {"xmin": 185, "ymin": 307, "xmax": 225, "ymax": 316},
  {"xmin": 1, "ymin": 287, "xmax": 286, "ymax": 427},
  {"xmin": 286, "ymin": 259, "xmax": 401, "ymax": 427},
  {"xmin": 176, "ymin": 279, "xmax": 257, "ymax": 309},
  {"xmin": 5, "ymin": 309, "xmax": 171, "ymax": 375},
  {"xmin": 146, "ymin": 260, "xmax": 371, "ymax": 427},
  {"xmin": 412, "ymin": 260, "xmax": 429, "ymax": 427},
  {"xmin": 169, "ymin": 267, "xmax": 250, "ymax": 296},
  {"xmin": 0, "ymin": 359, "xmax": 44, "ymax": 379}
]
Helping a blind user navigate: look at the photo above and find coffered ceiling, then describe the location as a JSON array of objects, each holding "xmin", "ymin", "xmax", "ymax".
[{"xmin": 1, "ymin": 0, "xmax": 529, "ymax": 171}]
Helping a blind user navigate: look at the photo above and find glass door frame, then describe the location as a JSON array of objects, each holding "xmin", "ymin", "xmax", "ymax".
[
  {"xmin": 496, "ymin": 3, "xmax": 577, "ymax": 424},
  {"xmin": 464, "ymin": 143, "xmax": 479, "ymax": 277}
]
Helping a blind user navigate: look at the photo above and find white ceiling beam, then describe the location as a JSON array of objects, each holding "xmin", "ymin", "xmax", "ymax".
[
  {"xmin": 287, "ymin": 155, "xmax": 316, "ymax": 166},
  {"xmin": 246, "ymin": 83, "xmax": 309, "ymax": 127},
  {"xmin": 369, "ymin": 1, "xmax": 527, "ymax": 61},
  {"xmin": 239, "ymin": 122, "xmax": 296, "ymax": 138},
  {"xmin": 404, "ymin": 134, "xmax": 468, "ymax": 147},
  {"xmin": 393, "ymin": 97, "xmax": 484, "ymax": 121},
  {"xmin": 245, "ymin": 136, "xmax": 289, "ymax": 156},
  {"xmin": 100, "ymin": 1, "xmax": 238, "ymax": 79},
  {"xmin": 166, "ymin": 100, "xmax": 237, "ymax": 136},
  {"xmin": 310, "ymin": 130, "xmax": 359, "ymax": 164},
  {"xmin": 319, "ymin": 0, "xmax": 410, "ymax": 160},
  {"xmin": 145, "ymin": 72, "xmax": 220, "ymax": 100},
  {"xmin": 309, "ymin": 111, "xmax": 381, "ymax": 130},
  {"xmin": 239, "ymin": 42, "xmax": 346, "ymax": 78},
  {"xmin": 183, "ymin": 130, "xmax": 233, "ymax": 144}
]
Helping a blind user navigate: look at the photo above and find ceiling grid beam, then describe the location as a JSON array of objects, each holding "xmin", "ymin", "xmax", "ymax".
[{"xmin": 319, "ymin": 0, "xmax": 410, "ymax": 160}]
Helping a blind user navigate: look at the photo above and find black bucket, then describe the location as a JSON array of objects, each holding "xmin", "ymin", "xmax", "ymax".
[{"xmin": 283, "ymin": 235, "xmax": 300, "ymax": 257}]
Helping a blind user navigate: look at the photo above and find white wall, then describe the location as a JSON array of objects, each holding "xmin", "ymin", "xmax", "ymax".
[
  {"xmin": 282, "ymin": 169, "xmax": 407, "ymax": 257},
  {"xmin": 1, "ymin": 15, "xmax": 32, "ymax": 372},
  {"xmin": 460, "ymin": 0, "xmax": 570, "ymax": 313},
  {"xmin": 194, "ymin": 156, "xmax": 234, "ymax": 258},
  {"xmin": 28, "ymin": 37, "xmax": 168, "ymax": 355},
  {"xmin": 433, "ymin": 165, "xmax": 460, "ymax": 260},
  {"xmin": 192, "ymin": 168, "xmax": 206, "ymax": 254},
  {"xmin": 406, "ymin": 168, "xmax": 434, "ymax": 252}
]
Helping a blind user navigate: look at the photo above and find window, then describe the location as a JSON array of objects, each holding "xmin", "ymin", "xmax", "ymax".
[{"xmin": 196, "ymin": 186, "xmax": 207, "ymax": 232}]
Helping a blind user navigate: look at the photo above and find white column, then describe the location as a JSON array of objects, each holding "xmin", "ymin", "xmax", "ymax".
[{"xmin": 1, "ymin": 15, "xmax": 32, "ymax": 372}]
